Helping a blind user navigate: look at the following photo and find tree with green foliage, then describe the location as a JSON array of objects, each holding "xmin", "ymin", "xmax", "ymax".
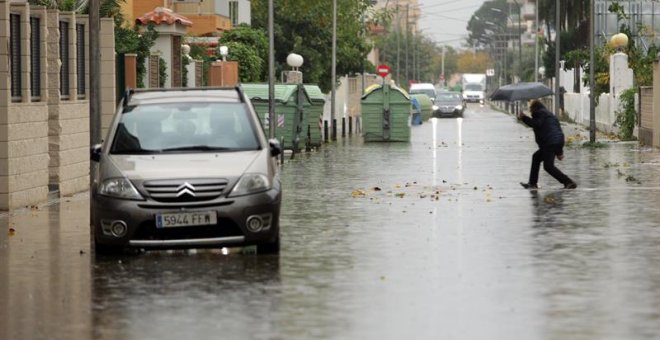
[
  {"xmin": 251, "ymin": 0, "xmax": 374, "ymax": 92},
  {"xmin": 115, "ymin": 24, "xmax": 158, "ymax": 88},
  {"xmin": 373, "ymin": 29, "xmax": 443, "ymax": 87},
  {"xmin": 466, "ymin": 0, "xmax": 508, "ymax": 49},
  {"xmin": 218, "ymin": 24, "xmax": 268, "ymax": 82}
]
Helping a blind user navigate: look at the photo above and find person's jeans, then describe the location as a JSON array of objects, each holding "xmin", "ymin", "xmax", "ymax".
[{"xmin": 528, "ymin": 143, "xmax": 573, "ymax": 185}]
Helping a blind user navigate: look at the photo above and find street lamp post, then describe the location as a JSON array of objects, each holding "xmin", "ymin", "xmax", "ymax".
[
  {"xmin": 589, "ymin": 0, "xmax": 596, "ymax": 142},
  {"xmin": 513, "ymin": 0, "xmax": 522, "ymax": 82},
  {"xmin": 534, "ymin": 0, "xmax": 539, "ymax": 82},
  {"xmin": 268, "ymin": 0, "xmax": 275, "ymax": 139},
  {"xmin": 555, "ymin": 0, "xmax": 561, "ymax": 116},
  {"xmin": 331, "ymin": 0, "xmax": 337, "ymax": 141},
  {"xmin": 487, "ymin": 6, "xmax": 520, "ymax": 82}
]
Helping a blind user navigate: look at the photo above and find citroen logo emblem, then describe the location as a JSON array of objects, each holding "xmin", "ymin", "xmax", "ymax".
[{"xmin": 176, "ymin": 182, "xmax": 196, "ymax": 197}]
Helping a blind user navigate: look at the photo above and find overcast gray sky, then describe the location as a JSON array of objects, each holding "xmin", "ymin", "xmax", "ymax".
[{"xmin": 418, "ymin": 0, "xmax": 485, "ymax": 48}]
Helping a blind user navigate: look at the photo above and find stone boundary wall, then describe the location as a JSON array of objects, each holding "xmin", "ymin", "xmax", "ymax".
[{"xmin": 0, "ymin": 0, "xmax": 116, "ymax": 209}]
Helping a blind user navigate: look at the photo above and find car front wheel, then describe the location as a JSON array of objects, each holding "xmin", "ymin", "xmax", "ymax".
[{"xmin": 257, "ymin": 234, "xmax": 280, "ymax": 254}]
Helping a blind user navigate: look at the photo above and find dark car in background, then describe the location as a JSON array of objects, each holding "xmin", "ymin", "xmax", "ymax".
[
  {"xmin": 433, "ymin": 91, "xmax": 465, "ymax": 118},
  {"xmin": 90, "ymin": 87, "xmax": 282, "ymax": 255}
]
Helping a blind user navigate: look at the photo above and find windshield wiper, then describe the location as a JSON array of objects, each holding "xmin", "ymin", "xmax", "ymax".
[
  {"xmin": 111, "ymin": 149, "xmax": 162, "ymax": 155},
  {"xmin": 161, "ymin": 145, "xmax": 232, "ymax": 152}
]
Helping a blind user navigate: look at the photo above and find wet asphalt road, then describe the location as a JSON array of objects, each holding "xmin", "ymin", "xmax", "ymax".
[{"xmin": 2, "ymin": 104, "xmax": 660, "ymax": 340}]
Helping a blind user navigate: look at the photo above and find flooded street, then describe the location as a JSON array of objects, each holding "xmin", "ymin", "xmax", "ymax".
[{"xmin": 2, "ymin": 105, "xmax": 660, "ymax": 339}]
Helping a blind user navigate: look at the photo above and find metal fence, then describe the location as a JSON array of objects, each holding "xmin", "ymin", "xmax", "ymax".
[{"xmin": 596, "ymin": 0, "xmax": 660, "ymax": 49}]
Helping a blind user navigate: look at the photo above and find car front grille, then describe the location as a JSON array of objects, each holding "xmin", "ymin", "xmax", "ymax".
[{"xmin": 142, "ymin": 179, "xmax": 229, "ymax": 203}]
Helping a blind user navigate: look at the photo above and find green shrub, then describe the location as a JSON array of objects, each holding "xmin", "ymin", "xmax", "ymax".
[{"xmin": 614, "ymin": 88, "xmax": 637, "ymax": 141}]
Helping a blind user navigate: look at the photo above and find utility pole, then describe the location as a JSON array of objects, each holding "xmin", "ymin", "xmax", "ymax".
[
  {"xmin": 555, "ymin": 0, "xmax": 561, "ymax": 116},
  {"xmin": 89, "ymin": 0, "xmax": 100, "ymax": 154},
  {"xmin": 405, "ymin": 4, "xmax": 409, "ymax": 86},
  {"xmin": 589, "ymin": 0, "xmax": 596, "ymax": 142},
  {"xmin": 517, "ymin": 1, "xmax": 521, "ymax": 82},
  {"xmin": 441, "ymin": 46, "xmax": 445, "ymax": 87},
  {"xmin": 396, "ymin": 0, "xmax": 400, "ymax": 84},
  {"xmin": 534, "ymin": 0, "xmax": 539, "ymax": 82},
  {"xmin": 268, "ymin": 0, "xmax": 275, "ymax": 139},
  {"xmin": 331, "ymin": 0, "xmax": 337, "ymax": 140}
]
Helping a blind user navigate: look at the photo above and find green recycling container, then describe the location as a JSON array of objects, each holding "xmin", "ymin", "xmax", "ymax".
[
  {"xmin": 361, "ymin": 83, "xmax": 411, "ymax": 142},
  {"xmin": 303, "ymin": 85, "xmax": 325, "ymax": 148},
  {"xmin": 242, "ymin": 83, "xmax": 311, "ymax": 151},
  {"xmin": 411, "ymin": 93, "xmax": 433, "ymax": 122}
]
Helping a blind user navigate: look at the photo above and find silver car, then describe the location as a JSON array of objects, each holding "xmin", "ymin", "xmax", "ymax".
[{"xmin": 90, "ymin": 87, "xmax": 282, "ymax": 254}]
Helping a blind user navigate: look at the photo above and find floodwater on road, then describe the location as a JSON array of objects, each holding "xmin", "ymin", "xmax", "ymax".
[{"xmin": 2, "ymin": 104, "xmax": 660, "ymax": 340}]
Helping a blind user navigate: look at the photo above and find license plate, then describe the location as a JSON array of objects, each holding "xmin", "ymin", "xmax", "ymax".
[{"xmin": 156, "ymin": 211, "xmax": 217, "ymax": 228}]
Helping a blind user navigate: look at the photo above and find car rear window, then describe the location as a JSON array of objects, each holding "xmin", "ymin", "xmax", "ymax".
[
  {"xmin": 437, "ymin": 92, "xmax": 461, "ymax": 101},
  {"xmin": 110, "ymin": 102, "xmax": 260, "ymax": 154},
  {"xmin": 410, "ymin": 89, "xmax": 436, "ymax": 98}
]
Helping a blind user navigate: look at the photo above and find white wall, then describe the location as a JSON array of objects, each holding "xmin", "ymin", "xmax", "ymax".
[{"xmin": 560, "ymin": 53, "xmax": 633, "ymax": 134}]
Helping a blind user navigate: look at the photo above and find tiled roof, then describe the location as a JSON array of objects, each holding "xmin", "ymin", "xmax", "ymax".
[{"xmin": 136, "ymin": 7, "xmax": 193, "ymax": 27}]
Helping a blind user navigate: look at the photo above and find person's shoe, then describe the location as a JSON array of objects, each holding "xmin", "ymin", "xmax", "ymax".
[
  {"xmin": 564, "ymin": 181, "xmax": 577, "ymax": 189},
  {"xmin": 520, "ymin": 182, "xmax": 538, "ymax": 189}
]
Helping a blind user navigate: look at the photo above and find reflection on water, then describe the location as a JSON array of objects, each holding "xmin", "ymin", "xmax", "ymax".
[
  {"xmin": 1, "ymin": 107, "xmax": 660, "ymax": 339},
  {"xmin": 92, "ymin": 253, "xmax": 281, "ymax": 339}
]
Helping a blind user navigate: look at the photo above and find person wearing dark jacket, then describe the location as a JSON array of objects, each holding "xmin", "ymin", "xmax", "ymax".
[{"xmin": 517, "ymin": 100, "xmax": 577, "ymax": 189}]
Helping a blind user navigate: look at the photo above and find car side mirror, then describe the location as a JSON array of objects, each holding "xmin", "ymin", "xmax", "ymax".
[
  {"xmin": 269, "ymin": 139, "xmax": 282, "ymax": 158},
  {"xmin": 91, "ymin": 143, "xmax": 102, "ymax": 162}
]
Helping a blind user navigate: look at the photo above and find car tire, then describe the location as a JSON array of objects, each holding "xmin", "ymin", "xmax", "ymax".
[
  {"xmin": 93, "ymin": 240, "xmax": 124, "ymax": 256},
  {"xmin": 257, "ymin": 234, "xmax": 280, "ymax": 254}
]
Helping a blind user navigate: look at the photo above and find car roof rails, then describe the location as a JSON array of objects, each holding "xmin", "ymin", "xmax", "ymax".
[{"xmin": 123, "ymin": 88, "xmax": 135, "ymax": 109}]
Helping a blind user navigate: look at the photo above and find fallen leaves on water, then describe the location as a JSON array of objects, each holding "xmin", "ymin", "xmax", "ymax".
[
  {"xmin": 8, "ymin": 228, "xmax": 16, "ymax": 236},
  {"xmin": 625, "ymin": 175, "xmax": 641, "ymax": 184},
  {"xmin": 395, "ymin": 193, "xmax": 405, "ymax": 198},
  {"xmin": 373, "ymin": 187, "xmax": 382, "ymax": 191},
  {"xmin": 543, "ymin": 195, "xmax": 558, "ymax": 205},
  {"xmin": 351, "ymin": 189, "xmax": 367, "ymax": 198}
]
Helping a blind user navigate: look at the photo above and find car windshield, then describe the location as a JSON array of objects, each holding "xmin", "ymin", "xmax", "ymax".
[
  {"xmin": 436, "ymin": 92, "xmax": 461, "ymax": 101},
  {"xmin": 465, "ymin": 84, "xmax": 483, "ymax": 91},
  {"xmin": 110, "ymin": 102, "xmax": 260, "ymax": 154},
  {"xmin": 410, "ymin": 89, "xmax": 436, "ymax": 98}
]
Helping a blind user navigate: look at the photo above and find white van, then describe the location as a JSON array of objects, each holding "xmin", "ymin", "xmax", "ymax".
[{"xmin": 409, "ymin": 83, "xmax": 437, "ymax": 102}]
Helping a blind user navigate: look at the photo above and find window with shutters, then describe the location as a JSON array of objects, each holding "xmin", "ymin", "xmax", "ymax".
[
  {"xmin": 30, "ymin": 17, "xmax": 41, "ymax": 100},
  {"xmin": 9, "ymin": 14, "xmax": 22, "ymax": 101},
  {"xmin": 229, "ymin": 1, "xmax": 238, "ymax": 26},
  {"xmin": 76, "ymin": 24, "xmax": 85, "ymax": 97},
  {"xmin": 59, "ymin": 21, "xmax": 70, "ymax": 98}
]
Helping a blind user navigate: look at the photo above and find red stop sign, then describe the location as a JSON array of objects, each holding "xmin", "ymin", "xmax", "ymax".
[{"xmin": 377, "ymin": 64, "xmax": 391, "ymax": 78}]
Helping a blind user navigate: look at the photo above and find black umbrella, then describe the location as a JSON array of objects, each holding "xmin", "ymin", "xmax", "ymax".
[{"xmin": 489, "ymin": 82, "xmax": 553, "ymax": 102}]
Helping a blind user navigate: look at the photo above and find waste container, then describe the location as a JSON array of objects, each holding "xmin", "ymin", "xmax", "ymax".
[
  {"xmin": 361, "ymin": 83, "xmax": 411, "ymax": 142},
  {"xmin": 303, "ymin": 84, "xmax": 325, "ymax": 148},
  {"xmin": 242, "ymin": 83, "xmax": 311, "ymax": 151},
  {"xmin": 410, "ymin": 93, "xmax": 433, "ymax": 122}
]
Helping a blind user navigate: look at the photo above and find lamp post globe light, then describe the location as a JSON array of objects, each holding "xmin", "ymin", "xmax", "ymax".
[
  {"xmin": 218, "ymin": 45, "xmax": 229, "ymax": 61},
  {"xmin": 286, "ymin": 53, "xmax": 304, "ymax": 70},
  {"xmin": 610, "ymin": 33, "xmax": 629, "ymax": 51}
]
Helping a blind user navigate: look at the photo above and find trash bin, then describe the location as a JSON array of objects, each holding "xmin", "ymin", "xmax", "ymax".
[
  {"xmin": 303, "ymin": 84, "xmax": 325, "ymax": 148},
  {"xmin": 410, "ymin": 93, "xmax": 433, "ymax": 122},
  {"xmin": 242, "ymin": 83, "xmax": 311, "ymax": 151},
  {"xmin": 360, "ymin": 83, "xmax": 411, "ymax": 142}
]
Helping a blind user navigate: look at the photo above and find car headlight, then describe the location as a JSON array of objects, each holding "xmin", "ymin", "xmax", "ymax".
[
  {"xmin": 99, "ymin": 177, "xmax": 144, "ymax": 200},
  {"xmin": 455, "ymin": 105, "xmax": 463, "ymax": 110},
  {"xmin": 432, "ymin": 105, "xmax": 439, "ymax": 111},
  {"xmin": 229, "ymin": 173, "xmax": 271, "ymax": 197}
]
